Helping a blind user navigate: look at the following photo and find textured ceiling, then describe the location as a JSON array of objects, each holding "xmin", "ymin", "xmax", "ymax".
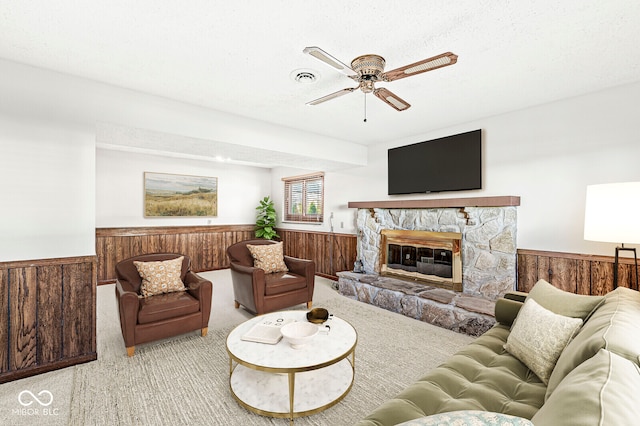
[{"xmin": 1, "ymin": 1, "xmax": 639, "ymax": 166}]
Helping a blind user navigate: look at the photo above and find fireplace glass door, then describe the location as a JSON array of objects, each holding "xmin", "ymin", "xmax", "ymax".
[{"xmin": 380, "ymin": 230, "xmax": 462, "ymax": 291}]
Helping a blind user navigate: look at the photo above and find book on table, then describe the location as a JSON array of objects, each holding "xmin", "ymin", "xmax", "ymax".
[{"xmin": 241, "ymin": 316, "xmax": 295, "ymax": 344}]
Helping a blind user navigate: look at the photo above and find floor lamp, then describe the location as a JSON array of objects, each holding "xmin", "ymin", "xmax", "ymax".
[{"xmin": 584, "ymin": 182, "xmax": 640, "ymax": 289}]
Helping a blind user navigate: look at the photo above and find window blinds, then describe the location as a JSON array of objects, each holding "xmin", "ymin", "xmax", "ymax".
[{"xmin": 283, "ymin": 173, "xmax": 324, "ymax": 223}]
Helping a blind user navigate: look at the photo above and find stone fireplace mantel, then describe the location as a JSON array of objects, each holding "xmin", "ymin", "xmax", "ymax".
[{"xmin": 348, "ymin": 195, "xmax": 520, "ymax": 209}]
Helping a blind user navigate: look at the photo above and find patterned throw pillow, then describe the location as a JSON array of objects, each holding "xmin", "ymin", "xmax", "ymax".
[
  {"xmin": 505, "ymin": 298, "xmax": 582, "ymax": 384},
  {"xmin": 134, "ymin": 256, "xmax": 186, "ymax": 297},
  {"xmin": 397, "ymin": 411, "xmax": 534, "ymax": 425},
  {"xmin": 246, "ymin": 242, "xmax": 288, "ymax": 274}
]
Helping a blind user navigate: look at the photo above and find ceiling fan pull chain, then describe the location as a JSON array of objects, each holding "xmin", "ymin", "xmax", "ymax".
[{"xmin": 364, "ymin": 93, "xmax": 367, "ymax": 123}]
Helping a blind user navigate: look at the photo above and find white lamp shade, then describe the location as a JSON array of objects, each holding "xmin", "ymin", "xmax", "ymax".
[{"xmin": 584, "ymin": 182, "xmax": 640, "ymax": 244}]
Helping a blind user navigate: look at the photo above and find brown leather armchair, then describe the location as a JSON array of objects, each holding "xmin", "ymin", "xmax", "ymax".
[
  {"xmin": 115, "ymin": 253, "xmax": 212, "ymax": 356},
  {"xmin": 226, "ymin": 239, "xmax": 315, "ymax": 315}
]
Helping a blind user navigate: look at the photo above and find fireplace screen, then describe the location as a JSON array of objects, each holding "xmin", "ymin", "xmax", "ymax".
[
  {"xmin": 380, "ymin": 230, "xmax": 462, "ymax": 291},
  {"xmin": 387, "ymin": 245, "xmax": 453, "ymax": 278}
]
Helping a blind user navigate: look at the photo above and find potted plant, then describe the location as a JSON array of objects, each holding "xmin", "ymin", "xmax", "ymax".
[{"xmin": 255, "ymin": 196, "xmax": 279, "ymax": 240}]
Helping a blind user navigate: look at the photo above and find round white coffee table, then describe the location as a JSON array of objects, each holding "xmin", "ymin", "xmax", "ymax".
[{"xmin": 226, "ymin": 310, "xmax": 357, "ymax": 424}]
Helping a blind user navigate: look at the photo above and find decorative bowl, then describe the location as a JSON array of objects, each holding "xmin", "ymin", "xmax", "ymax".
[
  {"xmin": 280, "ymin": 321, "xmax": 319, "ymax": 349},
  {"xmin": 306, "ymin": 308, "xmax": 329, "ymax": 324}
]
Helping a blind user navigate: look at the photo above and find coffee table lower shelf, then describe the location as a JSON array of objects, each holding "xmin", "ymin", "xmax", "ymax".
[{"xmin": 229, "ymin": 357, "xmax": 354, "ymax": 420}]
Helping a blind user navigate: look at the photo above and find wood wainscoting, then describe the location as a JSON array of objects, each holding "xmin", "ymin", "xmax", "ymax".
[
  {"xmin": 0, "ymin": 255, "xmax": 97, "ymax": 383},
  {"xmin": 517, "ymin": 248, "xmax": 638, "ymax": 295},
  {"xmin": 96, "ymin": 226, "xmax": 358, "ymax": 284},
  {"xmin": 277, "ymin": 229, "xmax": 357, "ymax": 280},
  {"xmin": 96, "ymin": 225, "xmax": 255, "ymax": 284}
]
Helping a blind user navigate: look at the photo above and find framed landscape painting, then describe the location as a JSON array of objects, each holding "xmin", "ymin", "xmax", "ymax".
[{"xmin": 144, "ymin": 172, "xmax": 218, "ymax": 217}]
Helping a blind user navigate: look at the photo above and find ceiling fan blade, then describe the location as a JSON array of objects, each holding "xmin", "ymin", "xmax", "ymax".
[
  {"xmin": 374, "ymin": 88, "xmax": 411, "ymax": 111},
  {"xmin": 382, "ymin": 52, "xmax": 458, "ymax": 82},
  {"xmin": 303, "ymin": 46, "xmax": 358, "ymax": 77},
  {"xmin": 306, "ymin": 88, "xmax": 357, "ymax": 106}
]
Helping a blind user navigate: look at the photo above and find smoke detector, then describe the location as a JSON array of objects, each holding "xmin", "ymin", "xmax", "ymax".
[{"xmin": 290, "ymin": 68, "xmax": 319, "ymax": 84}]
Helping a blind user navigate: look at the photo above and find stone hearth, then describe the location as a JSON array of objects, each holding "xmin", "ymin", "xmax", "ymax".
[{"xmin": 337, "ymin": 271, "xmax": 495, "ymax": 336}]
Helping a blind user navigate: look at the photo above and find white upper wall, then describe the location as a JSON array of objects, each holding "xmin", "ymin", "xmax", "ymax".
[
  {"xmin": 96, "ymin": 149, "xmax": 270, "ymax": 228},
  {"xmin": 0, "ymin": 114, "xmax": 95, "ymax": 261}
]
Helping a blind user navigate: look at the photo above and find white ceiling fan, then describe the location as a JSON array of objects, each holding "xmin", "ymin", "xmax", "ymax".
[{"xmin": 303, "ymin": 46, "xmax": 458, "ymax": 111}]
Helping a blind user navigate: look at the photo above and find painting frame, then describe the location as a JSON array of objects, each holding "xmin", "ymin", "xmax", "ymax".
[{"xmin": 144, "ymin": 172, "xmax": 218, "ymax": 217}]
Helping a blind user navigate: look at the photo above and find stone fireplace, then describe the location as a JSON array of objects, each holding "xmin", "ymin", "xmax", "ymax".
[
  {"xmin": 337, "ymin": 196, "xmax": 520, "ymax": 335},
  {"xmin": 381, "ymin": 229, "xmax": 462, "ymax": 291}
]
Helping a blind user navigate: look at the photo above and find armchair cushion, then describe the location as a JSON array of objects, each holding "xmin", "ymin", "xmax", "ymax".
[
  {"xmin": 134, "ymin": 256, "xmax": 186, "ymax": 297},
  {"xmin": 137, "ymin": 291, "xmax": 200, "ymax": 324},
  {"xmin": 247, "ymin": 242, "xmax": 288, "ymax": 274},
  {"xmin": 264, "ymin": 272, "xmax": 307, "ymax": 295}
]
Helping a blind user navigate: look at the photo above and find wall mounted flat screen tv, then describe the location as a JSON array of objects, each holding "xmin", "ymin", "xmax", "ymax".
[{"xmin": 388, "ymin": 129, "xmax": 482, "ymax": 195}]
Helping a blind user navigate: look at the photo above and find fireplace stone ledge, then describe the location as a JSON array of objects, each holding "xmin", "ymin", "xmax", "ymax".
[{"xmin": 337, "ymin": 271, "xmax": 496, "ymax": 336}]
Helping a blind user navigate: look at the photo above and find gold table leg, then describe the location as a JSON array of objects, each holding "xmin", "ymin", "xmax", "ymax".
[{"xmin": 288, "ymin": 372, "xmax": 295, "ymax": 425}]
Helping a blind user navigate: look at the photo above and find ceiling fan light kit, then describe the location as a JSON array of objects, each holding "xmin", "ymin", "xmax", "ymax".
[{"xmin": 303, "ymin": 46, "xmax": 457, "ymax": 112}]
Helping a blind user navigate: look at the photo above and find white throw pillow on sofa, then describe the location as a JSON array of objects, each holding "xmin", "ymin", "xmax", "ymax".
[{"xmin": 505, "ymin": 298, "xmax": 582, "ymax": 385}]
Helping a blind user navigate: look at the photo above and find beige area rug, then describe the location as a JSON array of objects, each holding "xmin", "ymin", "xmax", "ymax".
[{"xmin": 0, "ymin": 270, "xmax": 473, "ymax": 426}]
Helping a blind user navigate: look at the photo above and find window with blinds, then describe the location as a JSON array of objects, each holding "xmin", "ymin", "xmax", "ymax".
[{"xmin": 283, "ymin": 173, "xmax": 324, "ymax": 223}]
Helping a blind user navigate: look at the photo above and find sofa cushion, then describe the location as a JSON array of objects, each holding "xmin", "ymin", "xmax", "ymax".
[
  {"xmin": 137, "ymin": 291, "xmax": 199, "ymax": 324},
  {"xmin": 134, "ymin": 256, "xmax": 186, "ymax": 297},
  {"xmin": 528, "ymin": 279, "xmax": 604, "ymax": 320},
  {"xmin": 505, "ymin": 298, "xmax": 582, "ymax": 385},
  {"xmin": 546, "ymin": 286, "xmax": 640, "ymax": 398},
  {"xmin": 247, "ymin": 242, "xmax": 289, "ymax": 274},
  {"xmin": 397, "ymin": 411, "xmax": 533, "ymax": 426},
  {"xmin": 355, "ymin": 325, "xmax": 546, "ymax": 426},
  {"xmin": 532, "ymin": 349, "xmax": 640, "ymax": 425}
]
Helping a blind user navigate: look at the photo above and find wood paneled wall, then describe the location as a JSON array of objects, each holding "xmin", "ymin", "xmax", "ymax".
[
  {"xmin": 517, "ymin": 249, "xmax": 638, "ymax": 295},
  {"xmin": 278, "ymin": 229, "xmax": 358, "ymax": 279},
  {"xmin": 96, "ymin": 225, "xmax": 255, "ymax": 284},
  {"xmin": 0, "ymin": 255, "xmax": 97, "ymax": 383},
  {"xmin": 96, "ymin": 225, "xmax": 358, "ymax": 283}
]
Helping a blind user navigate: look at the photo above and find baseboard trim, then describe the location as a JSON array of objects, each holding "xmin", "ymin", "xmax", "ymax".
[{"xmin": 0, "ymin": 353, "xmax": 97, "ymax": 384}]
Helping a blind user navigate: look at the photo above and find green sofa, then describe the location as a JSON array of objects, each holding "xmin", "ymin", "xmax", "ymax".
[{"xmin": 356, "ymin": 280, "xmax": 640, "ymax": 425}]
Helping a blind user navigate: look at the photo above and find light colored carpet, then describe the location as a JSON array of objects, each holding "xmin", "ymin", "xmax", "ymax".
[{"xmin": 0, "ymin": 270, "xmax": 473, "ymax": 426}]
